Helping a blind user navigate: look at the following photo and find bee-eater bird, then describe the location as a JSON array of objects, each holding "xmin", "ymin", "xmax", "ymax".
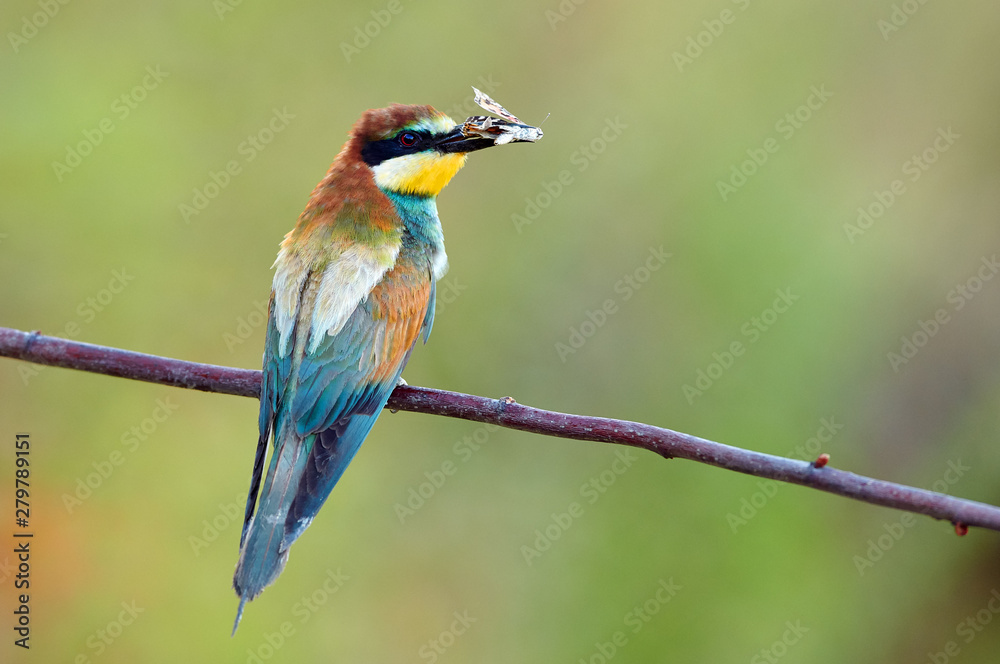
[{"xmin": 232, "ymin": 100, "xmax": 540, "ymax": 633}]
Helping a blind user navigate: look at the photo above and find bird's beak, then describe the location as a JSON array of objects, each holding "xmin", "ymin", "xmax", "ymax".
[
  {"xmin": 433, "ymin": 126, "xmax": 497, "ymax": 154},
  {"xmin": 434, "ymin": 117, "xmax": 543, "ymax": 154}
]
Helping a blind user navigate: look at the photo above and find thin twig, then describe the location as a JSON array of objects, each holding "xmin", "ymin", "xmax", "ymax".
[{"xmin": 2, "ymin": 325, "xmax": 999, "ymax": 533}]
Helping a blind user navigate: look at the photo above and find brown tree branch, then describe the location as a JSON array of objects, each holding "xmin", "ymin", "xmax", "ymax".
[{"xmin": 2, "ymin": 324, "xmax": 999, "ymax": 533}]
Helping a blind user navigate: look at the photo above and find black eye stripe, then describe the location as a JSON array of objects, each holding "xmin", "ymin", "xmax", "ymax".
[{"xmin": 360, "ymin": 130, "xmax": 430, "ymax": 166}]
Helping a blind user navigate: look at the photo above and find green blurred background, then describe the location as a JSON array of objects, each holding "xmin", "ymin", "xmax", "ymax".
[{"xmin": 3, "ymin": 0, "xmax": 1000, "ymax": 661}]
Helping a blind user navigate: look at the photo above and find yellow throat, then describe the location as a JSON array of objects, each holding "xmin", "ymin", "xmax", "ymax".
[{"xmin": 371, "ymin": 150, "xmax": 468, "ymax": 197}]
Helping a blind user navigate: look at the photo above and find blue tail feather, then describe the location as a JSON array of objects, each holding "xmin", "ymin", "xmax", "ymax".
[{"xmin": 232, "ymin": 416, "xmax": 309, "ymax": 628}]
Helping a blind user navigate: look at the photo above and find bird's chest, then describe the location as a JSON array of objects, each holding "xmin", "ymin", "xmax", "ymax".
[{"xmin": 384, "ymin": 192, "xmax": 449, "ymax": 281}]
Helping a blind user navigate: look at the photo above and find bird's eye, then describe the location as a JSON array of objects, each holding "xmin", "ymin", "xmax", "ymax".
[{"xmin": 398, "ymin": 132, "xmax": 418, "ymax": 147}]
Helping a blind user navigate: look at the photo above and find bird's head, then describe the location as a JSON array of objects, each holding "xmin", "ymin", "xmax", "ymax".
[{"xmin": 351, "ymin": 104, "xmax": 499, "ymax": 197}]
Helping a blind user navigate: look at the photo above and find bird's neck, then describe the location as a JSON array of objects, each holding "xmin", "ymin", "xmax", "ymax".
[{"xmin": 382, "ymin": 190, "xmax": 448, "ymax": 280}]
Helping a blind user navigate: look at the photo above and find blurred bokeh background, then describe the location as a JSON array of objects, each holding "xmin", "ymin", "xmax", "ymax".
[{"xmin": 3, "ymin": 0, "xmax": 1000, "ymax": 661}]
